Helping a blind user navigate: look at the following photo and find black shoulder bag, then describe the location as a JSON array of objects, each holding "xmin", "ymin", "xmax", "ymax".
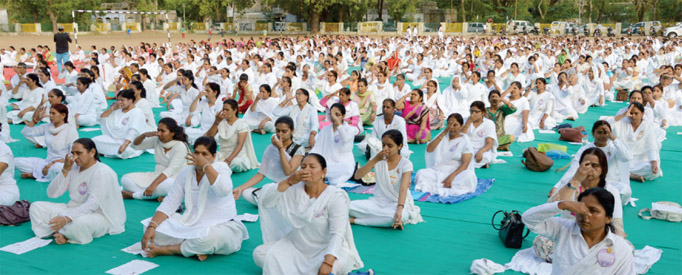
[{"xmin": 492, "ymin": 210, "xmax": 530, "ymax": 249}]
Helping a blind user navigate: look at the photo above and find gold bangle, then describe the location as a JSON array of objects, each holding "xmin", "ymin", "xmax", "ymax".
[{"xmin": 322, "ymin": 261, "xmax": 333, "ymax": 268}]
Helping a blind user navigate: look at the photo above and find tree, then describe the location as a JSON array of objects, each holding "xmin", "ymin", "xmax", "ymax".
[
  {"xmin": 387, "ymin": 0, "xmax": 418, "ymax": 22},
  {"xmin": 265, "ymin": 0, "xmax": 362, "ymax": 33},
  {"xmin": 633, "ymin": 0, "xmax": 650, "ymax": 22},
  {"xmin": 377, "ymin": 0, "xmax": 385, "ymax": 21}
]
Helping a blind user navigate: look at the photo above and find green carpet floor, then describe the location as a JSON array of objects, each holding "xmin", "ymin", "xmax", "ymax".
[{"xmin": 1, "ymin": 77, "xmax": 681, "ymax": 274}]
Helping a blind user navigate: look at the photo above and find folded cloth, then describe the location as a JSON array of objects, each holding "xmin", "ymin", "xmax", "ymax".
[
  {"xmin": 506, "ymin": 246, "xmax": 663, "ymax": 275},
  {"xmin": 545, "ymin": 150, "xmax": 571, "ymax": 159},
  {"xmin": 345, "ymin": 177, "xmax": 495, "ymax": 204},
  {"xmin": 470, "ymin": 258, "xmax": 506, "ymax": 275}
]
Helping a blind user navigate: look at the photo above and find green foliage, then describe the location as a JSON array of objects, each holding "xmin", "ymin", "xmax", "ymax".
[{"xmin": 388, "ymin": 0, "xmax": 419, "ymax": 22}]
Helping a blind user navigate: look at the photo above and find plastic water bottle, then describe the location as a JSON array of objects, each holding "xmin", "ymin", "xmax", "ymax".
[{"xmin": 581, "ymin": 130, "xmax": 588, "ymax": 145}]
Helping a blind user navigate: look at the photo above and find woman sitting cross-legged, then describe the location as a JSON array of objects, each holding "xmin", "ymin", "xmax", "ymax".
[
  {"xmin": 16, "ymin": 104, "xmax": 78, "ymax": 182},
  {"xmin": 415, "ymin": 113, "xmax": 478, "ymax": 196},
  {"xmin": 205, "ymin": 99, "xmax": 259, "ymax": 173},
  {"xmin": 463, "ymin": 101, "xmax": 498, "ymax": 168},
  {"xmin": 93, "ymin": 89, "xmax": 149, "ymax": 159},
  {"xmin": 349, "ymin": 130, "xmax": 423, "ymax": 229},
  {"xmin": 29, "ymin": 138, "xmax": 126, "ymax": 244},
  {"xmin": 243, "ymin": 84, "xmax": 279, "ymax": 135},
  {"xmin": 357, "ymin": 98, "xmax": 411, "ymax": 159},
  {"xmin": 272, "ymin": 88, "xmax": 319, "ymax": 149},
  {"xmin": 121, "ymin": 118, "xmax": 190, "ymax": 200},
  {"xmin": 310, "ymin": 103, "xmax": 356, "ymax": 186},
  {"xmin": 253, "ymin": 153, "xmax": 364, "ymax": 274},
  {"xmin": 396, "ymin": 89, "xmax": 430, "ymax": 144},
  {"xmin": 522, "ymin": 188, "xmax": 634, "ymax": 274},
  {"xmin": 140, "ymin": 137, "xmax": 249, "ymax": 261},
  {"xmin": 233, "ymin": 116, "xmax": 305, "ymax": 205}
]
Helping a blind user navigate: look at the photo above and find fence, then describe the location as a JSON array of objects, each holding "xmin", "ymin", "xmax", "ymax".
[
  {"xmin": 255, "ymin": 22, "xmax": 269, "ymax": 32},
  {"xmin": 401, "ymin": 22, "xmax": 419, "ymax": 33},
  {"xmin": 19, "ymin": 23, "xmax": 39, "ymax": 33},
  {"xmin": 124, "ymin": 22, "xmax": 139, "ymax": 31},
  {"xmin": 359, "ymin": 22, "xmax": 382, "ymax": 32},
  {"xmin": 443, "ymin": 23, "xmax": 463, "ymax": 33},
  {"xmin": 324, "ymin": 22, "xmax": 341, "ymax": 32},
  {"xmin": 286, "ymin": 23, "xmax": 304, "ymax": 32},
  {"xmin": 193, "ymin": 22, "xmax": 207, "ymax": 31}
]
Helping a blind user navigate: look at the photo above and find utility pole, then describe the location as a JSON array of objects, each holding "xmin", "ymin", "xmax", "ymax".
[
  {"xmin": 578, "ymin": 0, "xmax": 581, "ymax": 25},
  {"xmin": 182, "ymin": 4, "xmax": 185, "ymax": 25}
]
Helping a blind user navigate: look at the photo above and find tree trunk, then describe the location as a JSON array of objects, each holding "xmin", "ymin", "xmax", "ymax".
[
  {"xmin": 377, "ymin": 0, "xmax": 384, "ymax": 21},
  {"xmin": 311, "ymin": 11, "xmax": 320, "ymax": 33},
  {"xmin": 461, "ymin": 0, "xmax": 466, "ymax": 22},
  {"xmin": 537, "ymin": 0, "xmax": 545, "ymax": 19},
  {"xmin": 588, "ymin": 0, "xmax": 592, "ymax": 23},
  {"xmin": 338, "ymin": 4, "xmax": 344, "ymax": 22},
  {"xmin": 33, "ymin": 11, "xmax": 39, "ymax": 23}
]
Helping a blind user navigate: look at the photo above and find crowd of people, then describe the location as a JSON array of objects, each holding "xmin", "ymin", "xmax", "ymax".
[{"xmin": 1, "ymin": 31, "xmax": 681, "ymax": 274}]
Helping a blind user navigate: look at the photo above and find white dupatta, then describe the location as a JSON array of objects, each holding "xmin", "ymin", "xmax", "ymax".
[
  {"xmin": 217, "ymin": 119, "xmax": 260, "ymax": 168},
  {"xmin": 48, "ymin": 123, "xmax": 79, "ymax": 152},
  {"xmin": 374, "ymin": 160, "xmax": 423, "ymax": 224},
  {"xmin": 293, "ymin": 103, "xmax": 312, "ymax": 142}
]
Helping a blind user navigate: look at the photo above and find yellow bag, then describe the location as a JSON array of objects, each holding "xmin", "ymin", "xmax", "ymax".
[{"xmin": 537, "ymin": 143, "xmax": 567, "ymax": 153}]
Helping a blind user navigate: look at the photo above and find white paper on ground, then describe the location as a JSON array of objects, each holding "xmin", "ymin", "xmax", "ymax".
[
  {"xmin": 677, "ymin": 132, "xmax": 682, "ymax": 135},
  {"xmin": 626, "ymin": 197, "xmax": 639, "ymax": 207},
  {"xmin": 538, "ymin": 130, "xmax": 555, "ymax": 134},
  {"xmin": 568, "ymin": 142, "xmax": 583, "ymax": 145},
  {"xmin": 492, "ymin": 159, "xmax": 507, "ymax": 164},
  {"xmin": 235, "ymin": 213, "xmax": 259, "ymax": 222},
  {"xmin": 105, "ymin": 260, "xmax": 158, "ymax": 275},
  {"xmin": 79, "ymin": 128, "xmax": 101, "ymax": 132},
  {"xmin": 599, "ymin": 116, "xmax": 614, "ymax": 121},
  {"xmin": 121, "ymin": 242, "xmax": 148, "ymax": 258},
  {"xmin": 0, "ymin": 237, "xmax": 52, "ymax": 255},
  {"xmin": 497, "ymin": 151, "xmax": 513, "ymax": 157},
  {"xmin": 634, "ymin": 245, "xmax": 663, "ymax": 274}
]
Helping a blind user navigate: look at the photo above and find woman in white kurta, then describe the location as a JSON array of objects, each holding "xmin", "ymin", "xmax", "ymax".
[
  {"xmin": 568, "ymin": 74, "xmax": 589, "ymax": 114},
  {"xmin": 272, "ymin": 88, "xmax": 319, "ymax": 148},
  {"xmin": 29, "ymin": 138, "xmax": 126, "ymax": 244},
  {"xmin": 139, "ymin": 69, "xmax": 160, "ymax": 107},
  {"xmin": 7, "ymin": 73, "xmax": 44, "ymax": 124},
  {"xmin": 185, "ymin": 82, "xmax": 222, "ymax": 144},
  {"xmin": 24, "ymin": 89, "xmax": 75, "ymax": 147},
  {"xmin": 205, "ymin": 99, "xmax": 259, "ymax": 173},
  {"xmin": 121, "ymin": 118, "xmax": 190, "ymax": 200},
  {"xmin": 160, "ymin": 71, "xmax": 200, "ymax": 126},
  {"xmin": 0, "ymin": 141, "xmax": 19, "ymax": 206},
  {"xmin": 610, "ymin": 103, "xmax": 662, "ymax": 182},
  {"xmin": 424, "ymin": 80, "xmax": 446, "ymax": 130},
  {"xmin": 441, "ymin": 76, "xmax": 470, "ymax": 116},
  {"xmin": 243, "ymin": 84, "xmax": 279, "ymax": 134},
  {"xmin": 233, "ymin": 116, "xmax": 305, "ymax": 205},
  {"xmin": 141, "ymin": 137, "xmax": 249, "ymax": 261},
  {"xmin": 552, "ymin": 73, "xmax": 578, "ymax": 121},
  {"xmin": 553, "ymin": 121, "xmax": 633, "ymax": 202},
  {"xmin": 93, "ymin": 90, "xmax": 148, "ymax": 159},
  {"xmin": 16, "ymin": 104, "xmax": 78, "ymax": 182},
  {"xmin": 463, "ymin": 101, "xmax": 498, "ymax": 168},
  {"xmin": 415, "ymin": 113, "xmax": 478, "ymax": 196},
  {"xmin": 526, "ymin": 78, "xmax": 558, "ymax": 130},
  {"xmin": 131, "ymin": 81, "xmax": 157, "ymax": 131},
  {"xmin": 504, "ymin": 83, "xmax": 535, "ymax": 142},
  {"xmin": 350, "ymin": 130, "xmax": 423, "ymax": 228},
  {"xmin": 70, "ymin": 77, "xmax": 100, "ymax": 127},
  {"xmin": 310, "ymin": 103, "xmax": 356, "ymax": 186},
  {"xmin": 581, "ymin": 68, "xmax": 605, "ymax": 106},
  {"xmin": 358, "ymin": 98, "xmax": 410, "ymax": 158},
  {"xmin": 253, "ymin": 153, "xmax": 364, "ymax": 274},
  {"xmin": 522, "ymin": 189, "xmax": 634, "ymax": 274}
]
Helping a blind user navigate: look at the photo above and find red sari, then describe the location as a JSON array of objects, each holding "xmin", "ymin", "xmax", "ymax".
[{"xmin": 236, "ymin": 82, "xmax": 253, "ymax": 114}]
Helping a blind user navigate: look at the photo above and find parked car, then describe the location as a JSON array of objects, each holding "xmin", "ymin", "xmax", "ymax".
[
  {"xmin": 664, "ymin": 22, "xmax": 682, "ymax": 38},
  {"xmin": 507, "ymin": 20, "xmax": 533, "ymax": 34},
  {"xmin": 625, "ymin": 21, "xmax": 662, "ymax": 35},
  {"xmin": 468, "ymin": 22, "xmax": 485, "ymax": 33},
  {"xmin": 565, "ymin": 22, "xmax": 578, "ymax": 34}
]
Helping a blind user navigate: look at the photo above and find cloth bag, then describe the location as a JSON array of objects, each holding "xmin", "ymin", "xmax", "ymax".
[
  {"xmin": 558, "ymin": 126, "xmax": 586, "ymax": 143},
  {"xmin": 616, "ymin": 89, "xmax": 629, "ymax": 101},
  {"xmin": 638, "ymin": 201, "xmax": 682, "ymax": 222},
  {"xmin": 492, "ymin": 210, "xmax": 529, "ymax": 248},
  {"xmin": 0, "ymin": 200, "xmax": 31, "ymax": 225},
  {"xmin": 521, "ymin": 147, "xmax": 554, "ymax": 172}
]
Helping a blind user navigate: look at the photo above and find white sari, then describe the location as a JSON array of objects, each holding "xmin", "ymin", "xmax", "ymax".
[
  {"xmin": 415, "ymin": 134, "xmax": 478, "ymax": 196},
  {"xmin": 504, "ymin": 96, "xmax": 535, "ymax": 142},
  {"xmin": 310, "ymin": 123, "xmax": 356, "ymax": 186}
]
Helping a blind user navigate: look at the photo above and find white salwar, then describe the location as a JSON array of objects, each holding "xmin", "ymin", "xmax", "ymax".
[
  {"xmin": 121, "ymin": 138, "xmax": 189, "ymax": 199},
  {"xmin": 310, "ymin": 123, "xmax": 356, "ymax": 186},
  {"xmin": 349, "ymin": 158, "xmax": 423, "ymax": 227},
  {"xmin": 415, "ymin": 134, "xmax": 478, "ymax": 196},
  {"xmin": 357, "ymin": 115, "xmax": 411, "ymax": 159},
  {"xmin": 160, "ymin": 86, "xmax": 200, "ymax": 126},
  {"xmin": 7, "ymin": 87, "xmax": 43, "ymax": 124},
  {"xmin": 555, "ymin": 140, "xmax": 633, "ymax": 203},
  {"xmin": 610, "ymin": 118, "xmax": 662, "ymax": 180},
  {"xmin": 141, "ymin": 163, "xmax": 249, "ymax": 257},
  {"xmin": 466, "ymin": 118, "xmax": 498, "ymax": 168},
  {"xmin": 0, "ymin": 142, "xmax": 19, "ymax": 206},
  {"xmin": 254, "ymin": 183, "xmax": 364, "ymax": 275},
  {"xmin": 504, "ymin": 97, "xmax": 535, "ymax": 142},
  {"xmin": 243, "ymin": 97, "xmax": 279, "ymax": 133},
  {"xmin": 15, "ymin": 123, "xmax": 78, "ymax": 182},
  {"xmin": 522, "ymin": 202, "xmax": 635, "ymax": 275},
  {"xmin": 272, "ymin": 103, "xmax": 319, "ymax": 147},
  {"xmin": 93, "ymin": 107, "xmax": 148, "ymax": 159},
  {"xmin": 551, "ymin": 85, "xmax": 578, "ymax": 120},
  {"xmin": 441, "ymin": 76, "xmax": 470, "ymax": 116},
  {"xmin": 69, "ymin": 89, "xmax": 100, "ymax": 127},
  {"xmin": 185, "ymin": 99, "xmax": 222, "ymax": 144},
  {"xmin": 29, "ymin": 162, "xmax": 126, "ymax": 244},
  {"xmin": 215, "ymin": 119, "xmax": 260, "ymax": 172}
]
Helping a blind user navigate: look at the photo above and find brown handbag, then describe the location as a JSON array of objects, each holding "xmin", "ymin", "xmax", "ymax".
[
  {"xmin": 522, "ymin": 147, "xmax": 554, "ymax": 172},
  {"xmin": 616, "ymin": 89, "xmax": 629, "ymax": 101},
  {"xmin": 558, "ymin": 126, "xmax": 586, "ymax": 143}
]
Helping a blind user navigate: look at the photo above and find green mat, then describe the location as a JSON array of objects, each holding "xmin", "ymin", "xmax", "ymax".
[{"xmin": 2, "ymin": 78, "xmax": 681, "ymax": 274}]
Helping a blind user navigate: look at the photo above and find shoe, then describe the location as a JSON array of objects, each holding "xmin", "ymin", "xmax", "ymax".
[{"xmin": 241, "ymin": 187, "xmax": 261, "ymax": 205}]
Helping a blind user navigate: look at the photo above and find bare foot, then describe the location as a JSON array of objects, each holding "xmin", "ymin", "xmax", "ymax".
[
  {"xmin": 349, "ymin": 217, "xmax": 356, "ymax": 224},
  {"xmin": 630, "ymin": 174, "xmax": 645, "ymax": 183},
  {"xmin": 21, "ymin": 173, "xmax": 35, "ymax": 179},
  {"xmin": 157, "ymin": 196, "xmax": 165, "ymax": 202},
  {"xmin": 35, "ymin": 143, "xmax": 43, "ymax": 149},
  {"xmin": 197, "ymin": 254, "xmax": 208, "ymax": 261},
  {"xmin": 54, "ymin": 233, "xmax": 68, "ymax": 244},
  {"xmin": 121, "ymin": 190, "xmax": 134, "ymax": 199},
  {"xmin": 484, "ymin": 163, "xmax": 490, "ymax": 169},
  {"xmin": 147, "ymin": 245, "xmax": 170, "ymax": 258}
]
